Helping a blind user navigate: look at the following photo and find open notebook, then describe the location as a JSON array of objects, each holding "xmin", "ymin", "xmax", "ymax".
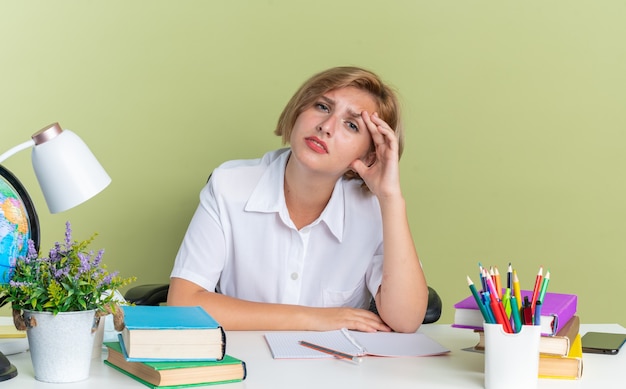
[{"xmin": 264, "ymin": 328, "xmax": 449, "ymax": 359}]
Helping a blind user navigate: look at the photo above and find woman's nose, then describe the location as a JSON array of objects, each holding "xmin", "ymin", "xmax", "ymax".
[{"xmin": 317, "ymin": 115, "xmax": 337, "ymax": 136}]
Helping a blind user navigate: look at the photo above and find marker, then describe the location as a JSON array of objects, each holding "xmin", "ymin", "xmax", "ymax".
[
  {"xmin": 534, "ymin": 301, "xmax": 543, "ymax": 326},
  {"xmin": 506, "ymin": 263, "xmax": 512, "ymax": 291},
  {"xmin": 299, "ymin": 341, "xmax": 361, "ymax": 364},
  {"xmin": 522, "ymin": 296, "xmax": 533, "ymax": 325},
  {"xmin": 510, "ymin": 295, "xmax": 523, "ymax": 333}
]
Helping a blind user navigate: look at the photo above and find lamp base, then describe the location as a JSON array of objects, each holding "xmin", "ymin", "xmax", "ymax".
[{"xmin": 0, "ymin": 351, "xmax": 17, "ymax": 381}]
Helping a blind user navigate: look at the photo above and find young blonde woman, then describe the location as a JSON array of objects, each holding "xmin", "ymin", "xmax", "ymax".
[{"xmin": 168, "ymin": 66, "xmax": 427, "ymax": 333}]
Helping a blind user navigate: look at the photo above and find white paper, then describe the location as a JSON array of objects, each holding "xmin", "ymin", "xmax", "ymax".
[{"xmin": 264, "ymin": 328, "xmax": 449, "ymax": 359}]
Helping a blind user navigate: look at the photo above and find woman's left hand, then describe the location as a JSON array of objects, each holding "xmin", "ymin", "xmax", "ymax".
[{"xmin": 350, "ymin": 111, "xmax": 402, "ymax": 199}]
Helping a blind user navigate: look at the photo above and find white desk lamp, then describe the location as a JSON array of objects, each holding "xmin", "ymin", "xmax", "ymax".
[
  {"xmin": 0, "ymin": 122, "xmax": 111, "ymax": 213},
  {"xmin": 0, "ymin": 122, "xmax": 111, "ymax": 381}
]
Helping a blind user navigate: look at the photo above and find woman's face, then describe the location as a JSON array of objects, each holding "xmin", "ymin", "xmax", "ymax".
[{"xmin": 289, "ymin": 86, "xmax": 377, "ymax": 178}]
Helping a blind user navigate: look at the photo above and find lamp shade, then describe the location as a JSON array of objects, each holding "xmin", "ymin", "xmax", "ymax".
[{"xmin": 31, "ymin": 123, "xmax": 111, "ymax": 213}]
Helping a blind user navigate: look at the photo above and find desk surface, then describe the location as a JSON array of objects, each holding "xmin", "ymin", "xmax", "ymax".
[{"xmin": 2, "ymin": 323, "xmax": 625, "ymax": 388}]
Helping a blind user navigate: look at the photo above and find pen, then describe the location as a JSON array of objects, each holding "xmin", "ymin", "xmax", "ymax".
[
  {"xmin": 537, "ymin": 270, "xmax": 550, "ymax": 304},
  {"xmin": 507, "ymin": 263, "xmax": 512, "ymax": 291},
  {"xmin": 534, "ymin": 301, "xmax": 543, "ymax": 326},
  {"xmin": 522, "ymin": 296, "xmax": 533, "ymax": 325},
  {"xmin": 467, "ymin": 276, "xmax": 493, "ymax": 324},
  {"xmin": 299, "ymin": 341, "xmax": 361, "ymax": 364}
]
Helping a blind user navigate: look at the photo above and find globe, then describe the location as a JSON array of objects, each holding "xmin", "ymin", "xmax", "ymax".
[{"xmin": 0, "ymin": 165, "xmax": 39, "ymax": 284}]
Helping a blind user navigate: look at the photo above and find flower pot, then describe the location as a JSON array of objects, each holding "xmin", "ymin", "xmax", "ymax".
[{"xmin": 23, "ymin": 309, "xmax": 98, "ymax": 383}]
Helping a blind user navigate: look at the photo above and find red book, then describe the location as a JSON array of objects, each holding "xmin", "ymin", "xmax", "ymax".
[{"xmin": 453, "ymin": 291, "xmax": 577, "ymax": 336}]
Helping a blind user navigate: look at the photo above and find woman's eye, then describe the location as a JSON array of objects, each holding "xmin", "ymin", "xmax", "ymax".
[
  {"xmin": 316, "ymin": 103, "xmax": 330, "ymax": 112},
  {"xmin": 345, "ymin": 121, "xmax": 359, "ymax": 132}
]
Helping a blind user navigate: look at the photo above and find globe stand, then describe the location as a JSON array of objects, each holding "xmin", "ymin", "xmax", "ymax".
[
  {"xmin": 0, "ymin": 298, "xmax": 17, "ymax": 381},
  {"xmin": 0, "ymin": 354, "xmax": 17, "ymax": 381},
  {"xmin": 1, "ymin": 165, "xmax": 42, "ymax": 382}
]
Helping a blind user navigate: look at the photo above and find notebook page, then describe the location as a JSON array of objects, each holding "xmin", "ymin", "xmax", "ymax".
[
  {"xmin": 264, "ymin": 329, "xmax": 449, "ymax": 359},
  {"xmin": 265, "ymin": 330, "xmax": 362, "ymax": 359},
  {"xmin": 349, "ymin": 331, "xmax": 450, "ymax": 357}
]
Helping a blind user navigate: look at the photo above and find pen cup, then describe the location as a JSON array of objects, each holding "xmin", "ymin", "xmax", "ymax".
[{"xmin": 483, "ymin": 323, "xmax": 541, "ymax": 389}]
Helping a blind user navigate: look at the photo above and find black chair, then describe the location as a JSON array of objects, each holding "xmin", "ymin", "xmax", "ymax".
[{"xmin": 125, "ymin": 283, "xmax": 442, "ymax": 324}]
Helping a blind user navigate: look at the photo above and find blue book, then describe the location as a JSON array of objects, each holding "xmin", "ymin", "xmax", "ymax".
[{"xmin": 120, "ymin": 306, "xmax": 225, "ymax": 361}]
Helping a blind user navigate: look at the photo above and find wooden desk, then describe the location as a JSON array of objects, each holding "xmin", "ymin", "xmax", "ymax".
[{"xmin": 2, "ymin": 324, "xmax": 624, "ymax": 388}]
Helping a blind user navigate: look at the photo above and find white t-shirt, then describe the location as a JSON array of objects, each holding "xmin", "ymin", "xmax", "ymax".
[{"xmin": 170, "ymin": 148, "xmax": 384, "ymax": 309}]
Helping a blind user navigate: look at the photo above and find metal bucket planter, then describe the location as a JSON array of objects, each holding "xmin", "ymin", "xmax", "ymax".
[{"xmin": 22, "ymin": 309, "xmax": 98, "ymax": 383}]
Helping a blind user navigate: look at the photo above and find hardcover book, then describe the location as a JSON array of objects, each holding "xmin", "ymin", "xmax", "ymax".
[
  {"xmin": 104, "ymin": 342, "xmax": 246, "ymax": 388},
  {"xmin": 453, "ymin": 290, "xmax": 577, "ymax": 335},
  {"xmin": 120, "ymin": 305, "xmax": 225, "ymax": 361},
  {"xmin": 538, "ymin": 333, "xmax": 583, "ymax": 379}
]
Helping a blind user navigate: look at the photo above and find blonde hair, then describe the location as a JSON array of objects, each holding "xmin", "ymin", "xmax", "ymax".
[{"xmin": 275, "ymin": 66, "xmax": 404, "ymax": 182}]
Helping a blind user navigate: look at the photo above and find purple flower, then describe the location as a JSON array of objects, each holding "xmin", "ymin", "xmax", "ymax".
[
  {"xmin": 64, "ymin": 221, "xmax": 72, "ymax": 249},
  {"xmin": 0, "ymin": 220, "xmax": 135, "ymax": 313},
  {"xmin": 54, "ymin": 267, "xmax": 70, "ymax": 279},
  {"xmin": 74, "ymin": 252, "xmax": 92, "ymax": 280},
  {"xmin": 8, "ymin": 280, "xmax": 28, "ymax": 288},
  {"xmin": 93, "ymin": 249, "xmax": 104, "ymax": 267},
  {"xmin": 24, "ymin": 240, "xmax": 38, "ymax": 263},
  {"xmin": 98, "ymin": 271, "xmax": 118, "ymax": 288}
]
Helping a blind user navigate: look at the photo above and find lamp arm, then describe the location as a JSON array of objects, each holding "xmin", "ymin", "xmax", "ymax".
[{"xmin": 0, "ymin": 139, "xmax": 35, "ymax": 163}]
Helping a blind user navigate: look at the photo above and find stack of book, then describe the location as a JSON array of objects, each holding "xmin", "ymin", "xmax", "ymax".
[
  {"xmin": 104, "ymin": 305, "xmax": 247, "ymax": 388},
  {"xmin": 454, "ymin": 291, "xmax": 583, "ymax": 380}
]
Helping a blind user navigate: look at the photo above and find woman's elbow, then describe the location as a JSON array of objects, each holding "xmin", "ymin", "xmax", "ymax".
[
  {"xmin": 167, "ymin": 278, "xmax": 203, "ymax": 306},
  {"xmin": 389, "ymin": 313, "xmax": 424, "ymax": 333},
  {"xmin": 380, "ymin": 301, "xmax": 427, "ymax": 333}
]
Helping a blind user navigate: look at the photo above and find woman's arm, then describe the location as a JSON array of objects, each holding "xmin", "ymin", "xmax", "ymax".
[
  {"xmin": 351, "ymin": 111, "xmax": 428, "ymax": 333},
  {"xmin": 375, "ymin": 195, "xmax": 427, "ymax": 333},
  {"xmin": 167, "ymin": 277, "xmax": 392, "ymax": 332}
]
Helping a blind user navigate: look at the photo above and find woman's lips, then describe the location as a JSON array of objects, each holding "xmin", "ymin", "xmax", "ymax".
[{"xmin": 305, "ymin": 137, "xmax": 328, "ymax": 153}]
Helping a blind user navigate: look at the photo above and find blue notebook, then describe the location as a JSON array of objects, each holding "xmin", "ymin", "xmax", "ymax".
[{"xmin": 122, "ymin": 306, "xmax": 221, "ymax": 330}]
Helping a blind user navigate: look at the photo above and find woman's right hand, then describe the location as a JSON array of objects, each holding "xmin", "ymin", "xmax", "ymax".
[{"xmin": 307, "ymin": 306, "xmax": 392, "ymax": 333}]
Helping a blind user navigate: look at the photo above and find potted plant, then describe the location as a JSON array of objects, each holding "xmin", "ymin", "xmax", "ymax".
[{"xmin": 0, "ymin": 221, "xmax": 135, "ymax": 383}]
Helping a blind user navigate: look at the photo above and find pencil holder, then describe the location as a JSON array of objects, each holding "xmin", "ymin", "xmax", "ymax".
[{"xmin": 483, "ymin": 323, "xmax": 541, "ymax": 389}]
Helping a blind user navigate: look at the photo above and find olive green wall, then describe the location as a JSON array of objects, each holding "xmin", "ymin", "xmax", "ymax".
[{"xmin": 2, "ymin": 1, "xmax": 625, "ymax": 325}]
